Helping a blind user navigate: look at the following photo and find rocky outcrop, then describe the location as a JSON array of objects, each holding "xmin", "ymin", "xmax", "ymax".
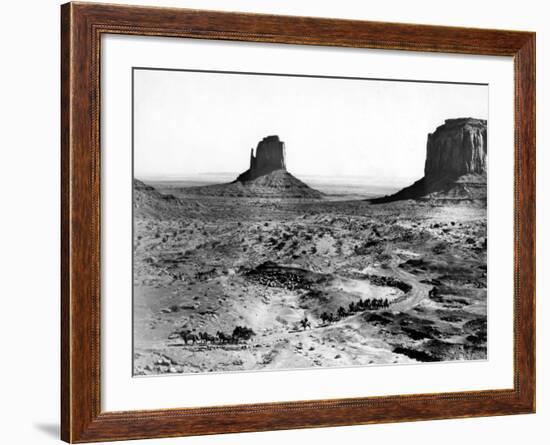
[
  {"xmin": 182, "ymin": 170, "xmax": 324, "ymax": 199},
  {"xmin": 134, "ymin": 179, "xmax": 181, "ymax": 206},
  {"xmin": 236, "ymin": 135, "xmax": 287, "ymax": 182},
  {"xmin": 183, "ymin": 135, "xmax": 323, "ymax": 199},
  {"xmin": 133, "ymin": 179, "xmax": 202, "ymax": 217},
  {"xmin": 371, "ymin": 118, "xmax": 487, "ymax": 203},
  {"xmin": 424, "ymin": 118, "xmax": 487, "ymax": 178}
]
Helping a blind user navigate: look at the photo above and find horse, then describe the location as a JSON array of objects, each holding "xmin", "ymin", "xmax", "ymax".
[
  {"xmin": 199, "ymin": 332, "xmax": 216, "ymax": 344},
  {"xmin": 216, "ymin": 331, "xmax": 230, "ymax": 344},
  {"xmin": 300, "ymin": 317, "xmax": 312, "ymax": 330},
  {"xmin": 178, "ymin": 330, "xmax": 198, "ymax": 345},
  {"xmin": 185, "ymin": 333, "xmax": 198, "ymax": 345}
]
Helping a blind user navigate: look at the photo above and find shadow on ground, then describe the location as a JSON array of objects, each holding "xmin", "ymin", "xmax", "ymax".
[{"xmin": 33, "ymin": 422, "xmax": 59, "ymax": 439}]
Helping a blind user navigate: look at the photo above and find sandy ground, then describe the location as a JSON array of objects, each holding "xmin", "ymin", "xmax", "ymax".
[{"xmin": 133, "ymin": 192, "xmax": 487, "ymax": 375}]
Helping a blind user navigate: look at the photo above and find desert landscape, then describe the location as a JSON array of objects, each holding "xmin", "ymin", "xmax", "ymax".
[{"xmin": 133, "ymin": 119, "xmax": 488, "ymax": 376}]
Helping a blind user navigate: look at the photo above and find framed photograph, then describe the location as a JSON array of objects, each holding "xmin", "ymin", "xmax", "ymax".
[{"xmin": 61, "ymin": 2, "xmax": 535, "ymax": 442}]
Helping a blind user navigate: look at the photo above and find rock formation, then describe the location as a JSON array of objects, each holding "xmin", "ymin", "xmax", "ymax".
[
  {"xmin": 184, "ymin": 169, "xmax": 324, "ymax": 198},
  {"xmin": 133, "ymin": 179, "xmax": 202, "ymax": 217},
  {"xmin": 424, "ymin": 118, "xmax": 487, "ymax": 178},
  {"xmin": 183, "ymin": 135, "xmax": 324, "ymax": 199},
  {"xmin": 371, "ymin": 118, "xmax": 487, "ymax": 203},
  {"xmin": 134, "ymin": 179, "xmax": 181, "ymax": 207},
  {"xmin": 237, "ymin": 135, "xmax": 287, "ymax": 182}
]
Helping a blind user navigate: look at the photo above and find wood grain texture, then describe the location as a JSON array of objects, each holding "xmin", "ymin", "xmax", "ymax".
[{"xmin": 60, "ymin": 2, "xmax": 536, "ymax": 442}]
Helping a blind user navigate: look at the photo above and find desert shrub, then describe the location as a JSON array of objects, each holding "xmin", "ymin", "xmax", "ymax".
[
  {"xmin": 432, "ymin": 242, "xmax": 446, "ymax": 254},
  {"xmin": 354, "ymin": 239, "xmax": 379, "ymax": 255}
]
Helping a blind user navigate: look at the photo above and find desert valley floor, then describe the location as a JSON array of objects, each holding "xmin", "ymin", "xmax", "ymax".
[{"xmin": 133, "ymin": 183, "xmax": 487, "ymax": 376}]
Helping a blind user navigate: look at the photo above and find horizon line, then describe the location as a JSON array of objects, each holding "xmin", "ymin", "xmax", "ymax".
[{"xmin": 134, "ymin": 172, "xmax": 419, "ymax": 184}]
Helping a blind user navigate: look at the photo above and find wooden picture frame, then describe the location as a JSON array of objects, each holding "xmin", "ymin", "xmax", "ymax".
[{"xmin": 61, "ymin": 2, "xmax": 535, "ymax": 442}]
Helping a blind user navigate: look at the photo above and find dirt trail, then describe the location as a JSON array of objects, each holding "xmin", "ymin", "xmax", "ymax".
[{"xmin": 378, "ymin": 256, "xmax": 431, "ymax": 312}]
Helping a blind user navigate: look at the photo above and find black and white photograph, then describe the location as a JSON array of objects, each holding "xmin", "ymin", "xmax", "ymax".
[{"xmin": 132, "ymin": 68, "xmax": 488, "ymax": 376}]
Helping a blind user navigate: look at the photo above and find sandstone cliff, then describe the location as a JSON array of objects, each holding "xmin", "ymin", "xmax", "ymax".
[
  {"xmin": 371, "ymin": 118, "xmax": 487, "ymax": 203},
  {"xmin": 237, "ymin": 135, "xmax": 287, "ymax": 182},
  {"xmin": 184, "ymin": 135, "xmax": 323, "ymax": 199},
  {"xmin": 424, "ymin": 118, "xmax": 487, "ymax": 178}
]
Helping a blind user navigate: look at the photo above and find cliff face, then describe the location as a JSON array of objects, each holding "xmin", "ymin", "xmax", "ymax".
[
  {"xmin": 424, "ymin": 118, "xmax": 487, "ymax": 179},
  {"xmin": 237, "ymin": 135, "xmax": 286, "ymax": 182},
  {"xmin": 371, "ymin": 118, "xmax": 487, "ymax": 203}
]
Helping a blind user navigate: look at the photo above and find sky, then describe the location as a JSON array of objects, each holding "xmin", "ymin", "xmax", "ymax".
[{"xmin": 134, "ymin": 68, "xmax": 488, "ymax": 185}]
